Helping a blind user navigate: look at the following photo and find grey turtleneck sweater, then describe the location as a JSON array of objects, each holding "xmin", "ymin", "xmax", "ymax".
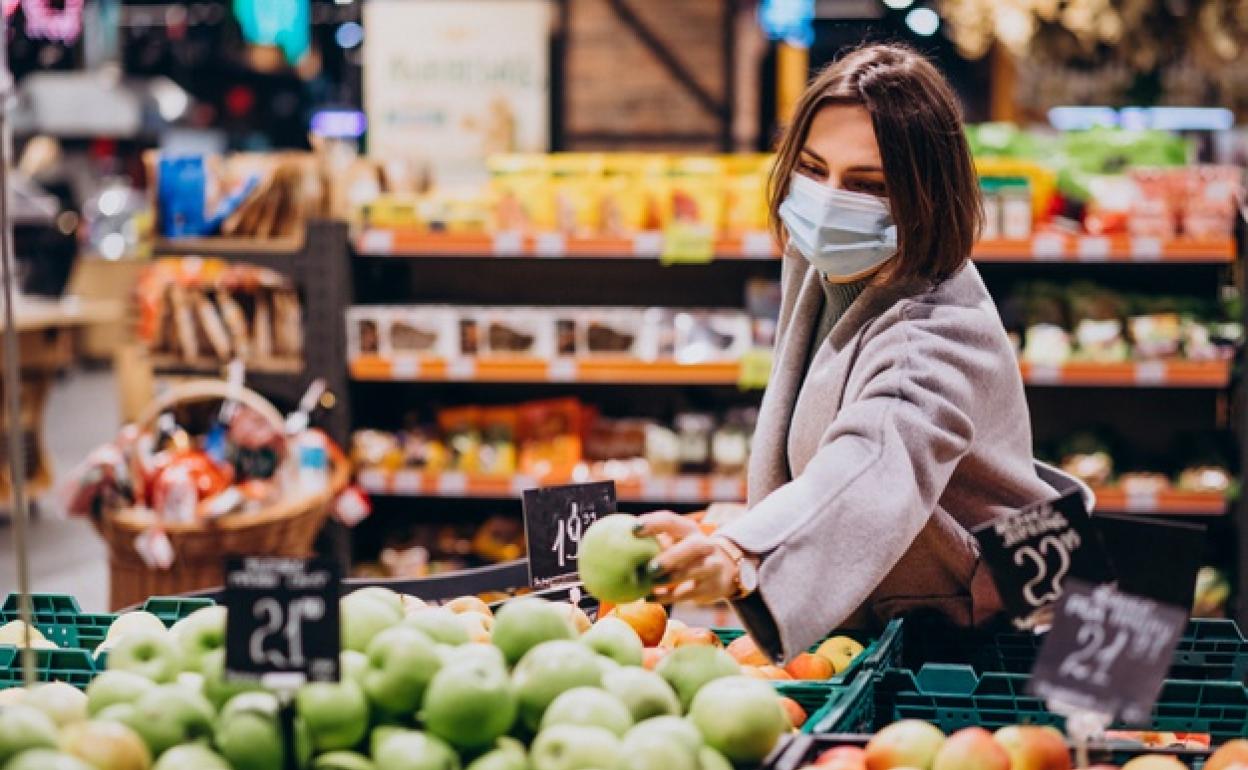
[{"xmin": 803, "ymin": 278, "xmax": 869, "ymax": 374}]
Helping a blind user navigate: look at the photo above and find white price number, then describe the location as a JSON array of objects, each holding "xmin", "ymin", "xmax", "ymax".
[
  {"xmin": 551, "ymin": 503, "xmax": 598, "ymax": 569},
  {"xmin": 1013, "ymin": 529, "xmax": 1080, "ymax": 609},
  {"xmin": 1058, "ymin": 622, "xmax": 1129, "ymax": 687},
  {"xmin": 249, "ymin": 596, "xmax": 326, "ymax": 670}
]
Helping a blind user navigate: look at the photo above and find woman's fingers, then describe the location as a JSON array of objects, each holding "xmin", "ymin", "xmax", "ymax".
[
  {"xmin": 636, "ymin": 510, "xmax": 698, "ymax": 539},
  {"xmin": 650, "ymin": 536, "xmax": 714, "ymax": 579}
]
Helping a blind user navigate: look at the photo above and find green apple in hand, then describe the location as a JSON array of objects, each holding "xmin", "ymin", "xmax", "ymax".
[
  {"xmin": 511, "ymin": 640, "xmax": 602, "ymax": 730},
  {"xmin": 491, "ymin": 598, "xmax": 575, "ymax": 666},
  {"xmin": 363, "ymin": 626, "xmax": 442, "ymax": 716},
  {"xmin": 656, "ymin": 645, "xmax": 740, "ymax": 711},
  {"xmin": 401, "ymin": 608, "xmax": 470, "ymax": 646},
  {"xmin": 2, "ymin": 749, "xmax": 95, "ymax": 770},
  {"xmin": 86, "ymin": 670, "xmax": 156, "ymax": 717},
  {"xmin": 601, "ymin": 667, "xmax": 681, "ymax": 722},
  {"xmin": 25, "ymin": 682, "xmax": 88, "ymax": 727},
  {"xmin": 577, "ymin": 514, "xmax": 660, "ymax": 603},
  {"xmin": 540, "ymin": 687, "xmax": 632, "ymax": 736},
  {"xmin": 0, "ymin": 703, "xmax": 59, "ymax": 765},
  {"xmin": 421, "ymin": 658, "xmax": 517, "ymax": 751},
  {"xmin": 530, "ymin": 724, "xmax": 621, "ymax": 770},
  {"xmin": 297, "ymin": 679, "xmax": 370, "ymax": 753},
  {"xmin": 341, "ymin": 591, "xmax": 403, "ymax": 652},
  {"xmin": 97, "ymin": 683, "xmax": 214, "ymax": 757},
  {"xmin": 58, "ymin": 719, "xmax": 151, "ymax": 770},
  {"xmin": 215, "ymin": 691, "xmax": 312, "ymax": 770},
  {"xmin": 372, "ymin": 729, "xmax": 460, "ymax": 770},
  {"xmin": 688, "ymin": 676, "xmax": 787, "ymax": 764},
  {"xmin": 169, "ymin": 605, "xmax": 226, "ymax": 671},
  {"xmin": 152, "ymin": 743, "xmax": 230, "ymax": 770},
  {"xmin": 106, "ymin": 630, "xmax": 182, "ymax": 683},
  {"xmin": 580, "ymin": 617, "xmax": 644, "ymax": 667}
]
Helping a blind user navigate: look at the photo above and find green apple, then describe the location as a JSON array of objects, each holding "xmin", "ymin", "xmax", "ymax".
[
  {"xmin": 151, "ymin": 743, "xmax": 230, "ymax": 770},
  {"xmin": 465, "ymin": 737, "xmax": 527, "ymax": 770},
  {"xmin": 421, "ymin": 658, "xmax": 516, "ymax": 751},
  {"xmin": 341, "ymin": 592, "xmax": 403, "ymax": 653},
  {"xmin": 0, "ymin": 704, "xmax": 58, "ymax": 764},
  {"xmin": 540, "ymin": 687, "xmax": 632, "ymax": 736},
  {"xmin": 530, "ymin": 724, "xmax": 620, "ymax": 770},
  {"xmin": 656, "ymin": 646, "xmax": 740, "ymax": 711},
  {"xmin": 362, "ymin": 626, "xmax": 441, "ymax": 716},
  {"xmin": 2, "ymin": 749, "xmax": 95, "ymax": 770},
  {"xmin": 350, "ymin": 586, "xmax": 405, "ymax": 617},
  {"xmin": 215, "ymin": 691, "xmax": 312, "ymax": 770},
  {"xmin": 98, "ymin": 683, "xmax": 214, "ymax": 757},
  {"xmin": 511, "ymin": 640, "xmax": 602, "ymax": 730},
  {"xmin": 105, "ymin": 612, "xmax": 167, "ymax": 642},
  {"xmin": 199, "ymin": 648, "xmax": 261, "ymax": 710},
  {"xmin": 86, "ymin": 670, "xmax": 156, "ymax": 716},
  {"xmin": 617, "ymin": 724, "xmax": 698, "ymax": 770},
  {"xmin": 106, "ymin": 631, "xmax": 182, "ymax": 683},
  {"xmin": 580, "ymin": 618, "xmax": 643, "ymax": 667},
  {"xmin": 601, "ymin": 667, "xmax": 681, "ymax": 722},
  {"xmin": 297, "ymin": 679, "xmax": 370, "ymax": 753},
  {"xmin": 58, "ymin": 719, "xmax": 151, "ymax": 770},
  {"xmin": 372, "ymin": 729, "xmax": 460, "ymax": 770},
  {"xmin": 492, "ymin": 598, "xmax": 575, "ymax": 667},
  {"xmin": 577, "ymin": 514, "xmax": 660, "ymax": 603},
  {"xmin": 698, "ymin": 747, "xmax": 733, "ymax": 770},
  {"xmin": 440, "ymin": 642, "xmax": 506, "ymax": 670},
  {"xmin": 688, "ymin": 676, "xmax": 787, "ymax": 764},
  {"xmin": 176, "ymin": 671, "xmax": 205, "ymax": 693},
  {"xmin": 627, "ymin": 716, "xmax": 702, "ymax": 752},
  {"xmin": 596, "ymin": 656, "xmax": 621, "ymax": 678},
  {"xmin": 169, "ymin": 606, "xmax": 226, "ymax": 672},
  {"xmin": 314, "ymin": 751, "xmax": 378, "ymax": 770},
  {"xmin": 401, "ymin": 608, "xmax": 470, "ymax": 646},
  {"xmin": 25, "ymin": 682, "xmax": 88, "ymax": 727},
  {"xmin": 340, "ymin": 649, "xmax": 369, "ymax": 686}
]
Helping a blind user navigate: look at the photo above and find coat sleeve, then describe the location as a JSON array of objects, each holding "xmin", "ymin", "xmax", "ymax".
[{"xmin": 719, "ymin": 300, "xmax": 991, "ymax": 661}]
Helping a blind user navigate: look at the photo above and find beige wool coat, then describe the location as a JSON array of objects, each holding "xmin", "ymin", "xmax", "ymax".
[{"xmin": 721, "ymin": 249, "xmax": 1082, "ymax": 661}]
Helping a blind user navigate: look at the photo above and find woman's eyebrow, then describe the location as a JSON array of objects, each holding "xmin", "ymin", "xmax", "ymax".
[
  {"xmin": 843, "ymin": 164, "xmax": 885, "ymax": 174},
  {"xmin": 799, "ymin": 147, "xmax": 826, "ymax": 165}
]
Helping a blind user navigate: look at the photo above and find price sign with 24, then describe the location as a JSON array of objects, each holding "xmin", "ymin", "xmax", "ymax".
[{"xmin": 522, "ymin": 481, "xmax": 617, "ymax": 590}]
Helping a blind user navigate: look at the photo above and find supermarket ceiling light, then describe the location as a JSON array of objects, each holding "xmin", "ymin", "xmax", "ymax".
[
  {"xmin": 882, "ymin": 0, "xmax": 914, "ymax": 9},
  {"xmin": 905, "ymin": 6, "xmax": 939, "ymax": 35}
]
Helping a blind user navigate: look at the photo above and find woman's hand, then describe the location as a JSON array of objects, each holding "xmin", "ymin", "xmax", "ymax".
[{"xmin": 638, "ymin": 510, "xmax": 740, "ymax": 605}]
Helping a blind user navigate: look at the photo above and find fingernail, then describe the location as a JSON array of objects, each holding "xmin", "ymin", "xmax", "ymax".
[
  {"xmin": 646, "ymin": 562, "xmax": 668, "ymax": 581},
  {"xmin": 632, "ymin": 524, "xmax": 647, "ymax": 536}
]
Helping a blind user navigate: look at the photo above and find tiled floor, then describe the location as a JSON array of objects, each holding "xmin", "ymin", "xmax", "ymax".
[{"xmin": 0, "ymin": 368, "xmax": 115, "ymax": 611}]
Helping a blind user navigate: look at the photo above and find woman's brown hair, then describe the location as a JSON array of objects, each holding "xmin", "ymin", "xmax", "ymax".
[{"xmin": 768, "ymin": 43, "xmax": 982, "ymax": 283}]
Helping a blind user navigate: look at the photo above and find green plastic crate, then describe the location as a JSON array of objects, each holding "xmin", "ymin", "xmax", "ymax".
[
  {"xmin": 811, "ymin": 664, "xmax": 1248, "ymax": 743},
  {"xmin": 140, "ymin": 597, "xmax": 216, "ymax": 626},
  {"xmin": 0, "ymin": 647, "xmax": 97, "ymax": 690},
  {"xmin": 1, "ymin": 593, "xmax": 115, "ymax": 650},
  {"xmin": 713, "ymin": 618, "xmax": 904, "ymax": 687}
]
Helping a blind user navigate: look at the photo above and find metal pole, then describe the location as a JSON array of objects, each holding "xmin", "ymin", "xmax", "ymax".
[{"xmin": 0, "ymin": 11, "xmax": 36, "ymax": 685}]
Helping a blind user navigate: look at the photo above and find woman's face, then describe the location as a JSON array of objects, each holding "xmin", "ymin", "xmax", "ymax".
[{"xmin": 796, "ymin": 104, "xmax": 886, "ymax": 199}]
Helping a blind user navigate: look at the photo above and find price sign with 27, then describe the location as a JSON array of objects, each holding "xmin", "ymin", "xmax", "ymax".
[
  {"xmin": 523, "ymin": 481, "xmax": 617, "ymax": 589},
  {"xmin": 973, "ymin": 489, "xmax": 1113, "ymax": 627},
  {"xmin": 1029, "ymin": 579, "xmax": 1187, "ymax": 725},
  {"xmin": 223, "ymin": 557, "xmax": 341, "ymax": 684}
]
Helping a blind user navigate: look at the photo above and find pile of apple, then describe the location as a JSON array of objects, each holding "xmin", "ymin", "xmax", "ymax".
[
  {"xmin": 798, "ymin": 721, "xmax": 1248, "ymax": 770},
  {"xmin": 0, "ymin": 585, "xmax": 793, "ymax": 770},
  {"xmin": 0, "ymin": 620, "xmax": 61, "ymax": 650}
]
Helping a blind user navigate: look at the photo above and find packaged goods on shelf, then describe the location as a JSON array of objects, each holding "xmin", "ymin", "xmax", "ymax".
[
  {"xmin": 1046, "ymin": 430, "xmax": 1234, "ymax": 500},
  {"xmin": 135, "ymin": 257, "xmax": 303, "ymax": 370}
]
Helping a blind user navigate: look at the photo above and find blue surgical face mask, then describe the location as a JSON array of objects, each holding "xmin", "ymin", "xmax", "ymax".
[{"xmin": 778, "ymin": 173, "xmax": 898, "ymax": 280}]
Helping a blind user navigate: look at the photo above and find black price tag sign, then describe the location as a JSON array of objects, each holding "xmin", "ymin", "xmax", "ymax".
[
  {"xmin": 224, "ymin": 557, "xmax": 341, "ymax": 684},
  {"xmin": 973, "ymin": 489, "xmax": 1113, "ymax": 626},
  {"xmin": 522, "ymin": 481, "xmax": 616, "ymax": 590},
  {"xmin": 1029, "ymin": 579, "xmax": 1186, "ymax": 725}
]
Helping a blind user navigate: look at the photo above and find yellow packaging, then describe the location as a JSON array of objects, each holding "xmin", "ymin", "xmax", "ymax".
[
  {"xmin": 488, "ymin": 154, "xmax": 552, "ymax": 232},
  {"xmin": 416, "ymin": 192, "xmax": 491, "ymax": 234},
  {"xmin": 549, "ymin": 153, "xmax": 604, "ymax": 235},
  {"xmin": 666, "ymin": 155, "xmax": 725, "ymax": 231},
  {"xmin": 722, "ymin": 153, "xmax": 774, "ymax": 234},
  {"xmin": 600, "ymin": 154, "xmax": 669, "ymax": 235},
  {"xmin": 363, "ymin": 195, "xmax": 422, "ymax": 230}
]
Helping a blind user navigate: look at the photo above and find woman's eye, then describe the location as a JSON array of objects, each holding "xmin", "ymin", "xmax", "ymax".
[
  {"xmin": 797, "ymin": 160, "xmax": 825, "ymax": 179},
  {"xmin": 846, "ymin": 178, "xmax": 886, "ymax": 196}
]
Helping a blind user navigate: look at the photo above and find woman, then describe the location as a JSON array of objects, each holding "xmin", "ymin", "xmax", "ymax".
[{"xmin": 640, "ymin": 43, "xmax": 1080, "ymax": 662}]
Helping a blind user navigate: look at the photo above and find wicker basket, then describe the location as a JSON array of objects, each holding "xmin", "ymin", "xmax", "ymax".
[{"xmin": 93, "ymin": 379, "xmax": 348, "ymax": 609}]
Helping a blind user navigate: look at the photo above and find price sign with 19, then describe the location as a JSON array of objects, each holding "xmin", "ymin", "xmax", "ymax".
[
  {"xmin": 972, "ymin": 488, "xmax": 1113, "ymax": 628},
  {"xmin": 223, "ymin": 557, "xmax": 341, "ymax": 684},
  {"xmin": 523, "ymin": 481, "xmax": 617, "ymax": 589},
  {"xmin": 1028, "ymin": 579, "xmax": 1187, "ymax": 727}
]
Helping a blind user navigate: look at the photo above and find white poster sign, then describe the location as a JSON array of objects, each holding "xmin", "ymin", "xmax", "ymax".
[{"xmin": 364, "ymin": 0, "xmax": 551, "ymax": 185}]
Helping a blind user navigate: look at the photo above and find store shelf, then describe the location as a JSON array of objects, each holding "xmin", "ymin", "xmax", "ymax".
[
  {"xmin": 148, "ymin": 355, "xmax": 304, "ymax": 376},
  {"xmin": 354, "ymin": 229, "xmax": 1236, "ymax": 265},
  {"xmin": 350, "ymin": 355, "xmax": 1230, "ymax": 389},
  {"xmin": 154, "ymin": 233, "xmax": 305, "ymax": 257},
  {"xmin": 1020, "ymin": 360, "xmax": 1231, "ymax": 388},
  {"xmin": 1089, "ymin": 486, "xmax": 1228, "ymax": 516},
  {"xmin": 349, "ymin": 355, "xmax": 745, "ymax": 385},
  {"xmin": 357, "ymin": 467, "xmax": 747, "ymax": 503}
]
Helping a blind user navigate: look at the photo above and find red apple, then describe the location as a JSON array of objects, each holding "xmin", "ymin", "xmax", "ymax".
[
  {"xmin": 817, "ymin": 746, "xmax": 868, "ymax": 770},
  {"xmin": 726, "ymin": 635, "xmax": 769, "ymax": 667},
  {"xmin": 785, "ymin": 653, "xmax": 834, "ymax": 681},
  {"xmin": 778, "ymin": 696, "xmax": 807, "ymax": 730}
]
